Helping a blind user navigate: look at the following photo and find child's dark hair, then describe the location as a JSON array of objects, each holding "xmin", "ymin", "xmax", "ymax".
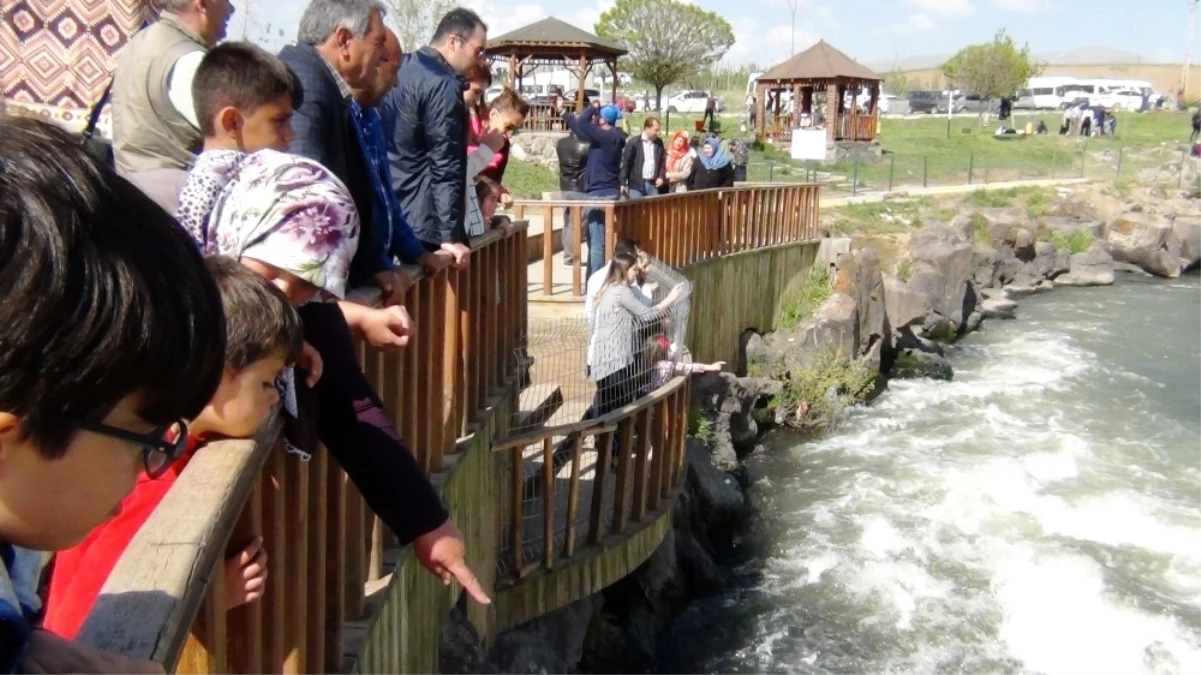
[
  {"xmin": 192, "ymin": 42, "xmax": 303, "ymax": 137},
  {"xmin": 0, "ymin": 117, "xmax": 227, "ymax": 457},
  {"xmin": 204, "ymin": 256, "xmax": 304, "ymax": 371},
  {"xmin": 491, "ymin": 87, "xmax": 530, "ymax": 118}
]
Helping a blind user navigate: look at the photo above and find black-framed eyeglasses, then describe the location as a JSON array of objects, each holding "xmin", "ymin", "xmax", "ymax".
[
  {"xmin": 66, "ymin": 418, "xmax": 189, "ymax": 479},
  {"xmin": 454, "ymin": 32, "xmax": 486, "ymax": 59}
]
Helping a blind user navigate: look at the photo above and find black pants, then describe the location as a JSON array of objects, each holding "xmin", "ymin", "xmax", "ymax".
[
  {"xmin": 703, "ymin": 109, "xmax": 716, "ymax": 130},
  {"xmin": 1191, "ymin": 124, "xmax": 1200, "ymax": 142},
  {"xmin": 299, "ymin": 302, "xmax": 448, "ymax": 544}
]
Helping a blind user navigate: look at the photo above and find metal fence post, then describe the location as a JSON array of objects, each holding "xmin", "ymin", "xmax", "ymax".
[
  {"xmin": 852, "ymin": 159, "xmax": 860, "ymax": 196},
  {"xmin": 967, "ymin": 153, "xmax": 974, "ymax": 185},
  {"xmin": 1116, "ymin": 147, "xmax": 1124, "ymax": 179},
  {"xmin": 922, "ymin": 155, "xmax": 928, "ymax": 187},
  {"xmin": 888, "ymin": 155, "xmax": 895, "ymax": 192}
]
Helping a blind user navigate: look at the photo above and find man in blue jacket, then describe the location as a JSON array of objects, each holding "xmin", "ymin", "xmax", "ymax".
[
  {"xmin": 564, "ymin": 105, "xmax": 628, "ymax": 277},
  {"xmin": 380, "ymin": 7, "xmax": 488, "ymax": 269}
]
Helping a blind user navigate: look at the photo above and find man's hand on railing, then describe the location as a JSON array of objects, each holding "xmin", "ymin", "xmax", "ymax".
[
  {"xmin": 413, "ymin": 519, "xmax": 492, "ymax": 606},
  {"xmin": 224, "ymin": 536, "xmax": 268, "ymax": 610},
  {"xmin": 440, "ymin": 242, "xmax": 471, "ymax": 269},
  {"xmin": 358, "ymin": 305, "xmax": 414, "ymax": 350},
  {"xmin": 22, "ymin": 630, "xmax": 164, "ymax": 674},
  {"xmin": 371, "ymin": 269, "xmax": 407, "ymax": 307},
  {"xmin": 417, "ymin": 251, "xmax": 451, "ymax": 274},
  {"xmin": 298, "ymin": 341, "xmax": 323, "ymax": 387}
]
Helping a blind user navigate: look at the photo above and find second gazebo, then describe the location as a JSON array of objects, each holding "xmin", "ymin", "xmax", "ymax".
[{"xmin": 754, "ymin": 40, "xmax": 882, "ymax": 149}]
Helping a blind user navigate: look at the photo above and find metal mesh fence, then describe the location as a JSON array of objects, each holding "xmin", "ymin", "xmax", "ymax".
[{"xmin": 497, "ymin": 254, "xmax": 691, "ymax": 576}]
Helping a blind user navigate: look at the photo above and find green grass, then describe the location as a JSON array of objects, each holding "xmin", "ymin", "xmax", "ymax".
[
  {"xmin": 766, "ymin": 347, "xmax": 878, "ymax": 431},
  {"xmin": 1044, "ymin": 229, "xmax": 1095, "ymax": 254},
  {"xmin": 776, "ymin": 264, "xmax": 831, "ymax": 330},
  {"xmin": 970, "ymin": 213, "xmax": 992, "ymax": 246},
  {"xmin": 688, "ymin": 407, "xmax": 715, "ymax": 444},
  {"xmin": 502, "ymin": 158, "xmax": 558, "ymax": 199}
]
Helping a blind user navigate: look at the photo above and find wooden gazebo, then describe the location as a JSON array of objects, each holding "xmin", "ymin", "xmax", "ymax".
[
  {"xmin": 755, "ymin": 40, "xmax": 882, "ymax": 146},
  {"xmin": 485, "ymin": 17, "xmax": 627, "ymax": 131}
]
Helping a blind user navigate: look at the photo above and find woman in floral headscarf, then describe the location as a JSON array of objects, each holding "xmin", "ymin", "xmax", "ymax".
[
  {"xmin": 687, "ymin": 136, "xmax": 735, "ymax": 190},
  {"xmin": 664, "ymin": 130, "xmax": 694, "ymax": 193},
  {"xmin": 178, "ymin": 148, "xmax": 360, "ymax": 303}
]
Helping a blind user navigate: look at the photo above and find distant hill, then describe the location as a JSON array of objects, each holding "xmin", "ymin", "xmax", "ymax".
[{"xmin": 867, "ymin": 46, "xmax": 1170, "ymax": 73}]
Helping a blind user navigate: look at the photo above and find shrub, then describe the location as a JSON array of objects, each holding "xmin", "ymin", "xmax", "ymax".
[
  {"xmin": 767, "ymin": 347, "xmax": 877, "ymax": 431},
  {"xmin": 895, "ymin": 257, "xmax": 914, "ymax": 282},
  {"xmin": 776, "ymin": 264, "xmax": 831, "ymax": 330},
  {"xmin": 970, "ymin": 213, "xmax": 993, "ymax": 246},
  {"xmin": 1047, "ymin": 229, "xmax": 1094, "ymax": 254},
  {"xmin": 688, "ymin": 406, "xmax": 714, "ymax": 444}
]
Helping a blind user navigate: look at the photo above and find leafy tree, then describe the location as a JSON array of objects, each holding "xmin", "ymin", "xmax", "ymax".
[
  {"xmin": 382, "ymin": 0, "xmax": 458, "ymax": 52},
  {"xmin": 882, "ymin": 70, "xmax": 914, "ymax": 96},
  {"xmin": 942, "ymin": 30, "xmax": 1041, "ymax": 102},
  {"xmin": 596, "ymin": 0, "xmax": 735, "ymax": 112}
]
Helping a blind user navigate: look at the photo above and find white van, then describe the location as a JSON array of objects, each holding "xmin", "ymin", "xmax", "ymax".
[{"xmin": 1015, "ymin": 77, "xmax": 1079, "ymax": 110}]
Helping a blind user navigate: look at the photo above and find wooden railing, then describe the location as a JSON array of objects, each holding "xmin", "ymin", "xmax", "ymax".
[
  {"xmin": 492, "ymin": 374, "xmax": 691, "ymax": 584},
  {"xmin": 835, "ymin": 113, "xmax": 877, "ymax": 141},
  {"xmin": 516, "ymin": 184, "xmax": 820, "ymax": 301},
  {"xmin": 76, "ymin": 224, "xmax": 529, "ymax": 674}
]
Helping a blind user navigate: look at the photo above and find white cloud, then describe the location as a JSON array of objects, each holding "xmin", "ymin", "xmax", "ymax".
[
  {"xmin": 904, "ymin": 0, "xmax": 974, "ymax": 16},
  {"xmin": 991, "ymin": 0, "xmax": 1051, "ymax": 12},
  {"xmin": 725, "ymin": 15, "xmax": 818, "ymax": 68},
  {"xmin": 906, "ymin": 13, "xmax": 937, "ymax": 32}
]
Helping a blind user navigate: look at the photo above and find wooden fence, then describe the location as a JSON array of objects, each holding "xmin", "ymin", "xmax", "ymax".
[
  {"xmin": 515, "ymin": 183, "xmax": 820, "ymax": 300},
  {"xmin": 76, "ymin": 225, "xmax": 529, "ymax": 674}
]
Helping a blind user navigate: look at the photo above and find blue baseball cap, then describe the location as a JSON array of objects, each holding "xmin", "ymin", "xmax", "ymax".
[{"xmin": 599, "ymin": 105, "xmax": 622, "ymax": 125}]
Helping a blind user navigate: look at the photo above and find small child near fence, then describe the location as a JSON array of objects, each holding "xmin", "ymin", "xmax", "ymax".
[
  {"xmin": 44, "ymin": 257, "xmax": 304, "ymax": 639},
  {"xmin": 643, "ymin": 335, "xmax": 725, "ymax": 393}
]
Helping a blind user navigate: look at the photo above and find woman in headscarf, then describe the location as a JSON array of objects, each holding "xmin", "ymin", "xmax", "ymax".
[
  {"xmin": 687, "ymin": 136, "xmax": 735, "ymax": 190},
  {"xmin": 664, "ymin": 130, "xmax": 694, "ymax": 193}
]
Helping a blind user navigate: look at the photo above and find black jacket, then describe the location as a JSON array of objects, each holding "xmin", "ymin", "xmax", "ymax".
[
  {"xmin": 555, "ymin": 133, "xmax": 590, "ymax": 192},
  {"xmin": 564, "ymin": 111, "xmax": 626, "ymax": 193},
  {"xmin": 277, "ymin": 43, "xmax": 387, "ymax": 285},
  {"xmin": 688, "ymin": 161, "xmax": 735, "ymax": 191},
  {"xmin": 379, "ymin": 47, "xmax": 468, "ymax": 246},
  {"xmin": 619, "ymin": 134, "xmax": 667, "ymax": 190}
]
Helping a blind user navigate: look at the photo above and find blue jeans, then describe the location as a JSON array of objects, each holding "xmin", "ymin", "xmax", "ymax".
[
  {"xmin": 559, "ymin": 190, "xmax": 587, "ymax": 263},
  {"xmin": 629, "ymin": 180, "xmax": 659, "ymax": 198},
  {"xmin": 585, "ymin": 188, "xmax": 619, "ymax": 278}
]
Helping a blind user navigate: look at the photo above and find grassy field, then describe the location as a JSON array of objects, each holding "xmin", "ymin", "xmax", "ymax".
[{"xmin": 504, "ymin": 108, "xmax": 1194, "ymax": 199}]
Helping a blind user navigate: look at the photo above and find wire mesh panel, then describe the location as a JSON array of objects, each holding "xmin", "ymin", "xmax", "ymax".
[{"xmin": 507, "ymin": 254, "xmax": 692, "ymax": 437}]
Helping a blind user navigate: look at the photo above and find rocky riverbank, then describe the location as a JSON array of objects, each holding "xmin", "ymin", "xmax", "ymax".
[{"xmin": 439, "ymin": 183, "xmax": 1200, "ymax": 674}]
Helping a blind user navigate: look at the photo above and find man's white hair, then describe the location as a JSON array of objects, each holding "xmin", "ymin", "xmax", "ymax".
[{"xmin": 297, "ymin": 0, "xmax": 387, "ymax": 46}]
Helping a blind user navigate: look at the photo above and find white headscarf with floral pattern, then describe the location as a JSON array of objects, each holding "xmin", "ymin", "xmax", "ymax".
[{"xmin": 177, "ymin": 149, "xmax": 359, "ymax": 298}]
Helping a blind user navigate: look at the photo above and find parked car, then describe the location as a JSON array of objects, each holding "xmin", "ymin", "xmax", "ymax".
[
  {"xmin": 561, "ymin": 88, "xmax": 602, "ymax": 106},
  {"xmin": 664, "ymin": 90, "xmax": 722, "ymax": 114},
  {"xmin": 1096, "ymin": 88, "xmax": 1145, "ymax": 110},
  {"xmin": 939, "ymin": 94, "xmax": 1001, "ymax": 114},
  {"xmin": 906, "ymin": 90, "xmax": 943, "ymax": 114},
  {"xmin": 879, "ymin": 94, "xmax": 905, "ymax": 115}
]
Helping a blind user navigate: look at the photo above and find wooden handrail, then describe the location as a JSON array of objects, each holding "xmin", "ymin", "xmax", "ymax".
[{"xmin": 76, "ymin": 223, "xmax": 529, "ymax": 673}]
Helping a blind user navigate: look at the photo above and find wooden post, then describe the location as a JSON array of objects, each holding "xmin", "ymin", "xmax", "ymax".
[
  {"xmin": 825, "ymin": 81, "xmax": 838, "ymax": 149},
  {"xmin": 576, "ymin": 54, "xmax": 587, "ymax": 113}
]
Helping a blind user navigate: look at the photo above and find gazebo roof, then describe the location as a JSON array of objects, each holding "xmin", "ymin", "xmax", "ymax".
[
  {"xmin": 759, "ymin": 40, "xmax": 881, "ymax": 83},
  {"xmin": 486, "ymin": 17, "xmax": 627, "ymax": 58}
]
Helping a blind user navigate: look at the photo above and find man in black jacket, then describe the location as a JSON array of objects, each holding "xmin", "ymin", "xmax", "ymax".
[
  {"xmin": 620, "ymin": 117, "xmax": 666, "ymax": 198},
  {"xmin": 555, "ymin": 131, "xmax": 589, "ymax": 266},
  {"xmin": 379, "ymin": 7, "xmax": 487, "ymax": 269},
  {"xmin": 279, "ymin": 0, "xmax": 489, "ymax": 605}
]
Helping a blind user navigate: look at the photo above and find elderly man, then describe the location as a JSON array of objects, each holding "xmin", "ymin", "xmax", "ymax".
[
  {"xmin": 279, "ymin": 0, "xmax": 489, "ymax": 606},
  {"xmin": 379, "ymin": 8, "xmax": 489, "ymax": 268},
  {"xmin": 111, "ymin": 0, "xmax": 234, "ymax": 174}
]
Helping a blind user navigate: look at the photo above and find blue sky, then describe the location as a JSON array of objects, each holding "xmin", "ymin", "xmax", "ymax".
[{"xmin": 228, "ymin": 0, "xmax": 1192, "ymax": 69}]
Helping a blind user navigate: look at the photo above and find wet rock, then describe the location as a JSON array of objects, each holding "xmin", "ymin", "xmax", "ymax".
[
  {"xmin": 965, "ymin": 310, "xmax": 985, "ymax": 332},
  {"xmin": 691, "ymin": 374, "xmax": 781, "ymax": 468},
  {"xmin": 972, "ymin": 247, "xmax": 1002, "ymax": 289},
  {"xmin": 1172, "ymin": 216, "xmax": 1201, "ymax": 271},
  {"xmin": 1106, "ymin": 212, "xmax": 1183, "ymax": 278},
  {"xmin": 832, "ymin": 249, "xmax": 889, "ymax": 358},
  {"xmin": 685, "ymin": 440, "xmax": 747, "ymax": 538},
  {"xmin": 738, "ymin": 329, "xmax": 770, "ymax": 376},
  {"xmin": 918, "ymin": 312, "xmax": 958, "ymax": 342},
  {"xmin": 890, "ymin": 348, "xmax": 954, "ymax": 381},
  {"xmin": 883, "ymin": 274, "xmax": 931, "ymax": 329},
  {"xmin": 980, "ymin": 294, "xmax": 1018, "ymax": 319},
  {"xmin": 894, "ymin": 326, "xmax": 945, "ymax": 356},
  {"xmin": 994, "ymin": 246, "xmax": 1025, "ymax": 286},
  {"xmin": 1013, "ymin": 227, "xmax": 1037, "ymax": 262},
  {"xmin": 1055, "ymin": 243, "xmax": 1116, "ymax": 287},
  {"xmin": 484, "ymin": 594, "xmax": 604, "ymax": 674},
  {"xmin": 1030, "ymin": 241, "xmax": 1063, "ymax": 279}
]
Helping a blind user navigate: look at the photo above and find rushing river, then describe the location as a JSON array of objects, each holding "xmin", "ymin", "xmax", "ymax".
[{"xmin": 666, "ymin": 275, "xmax": 1201, "ymax": 675}]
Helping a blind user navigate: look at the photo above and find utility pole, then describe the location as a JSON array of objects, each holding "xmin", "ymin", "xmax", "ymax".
[
  {"xmin": 1185, "ymin": 0, "xmax": 1198, "ymax": 99},
  {"xmin": 788, "ymin": 0, "xmax": 799, "ymax": 56}
]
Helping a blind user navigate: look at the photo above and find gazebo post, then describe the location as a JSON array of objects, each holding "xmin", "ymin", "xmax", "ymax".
[
  {"xmin": 825, "ymin": 80, "xmax": 837, "ymax": 149},
  {"xmin": 507, "ymin": 54, "xmax": 516, "ymax": 86},
  {"xmin": 576, "ymin": 53, "xmax": 587, "ymax": 112},
  {"xmin": 608, "ymin": 59, "xmax": 617, "ymax": 105},
  {"xmin": 755, "ymin": 81, "xmax": 767, "ymax": 139}
]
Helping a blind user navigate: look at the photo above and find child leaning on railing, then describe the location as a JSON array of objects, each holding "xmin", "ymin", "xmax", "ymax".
[{"xmin": 44, "ymin": 258, "xmax": 303, "ymax": 639}]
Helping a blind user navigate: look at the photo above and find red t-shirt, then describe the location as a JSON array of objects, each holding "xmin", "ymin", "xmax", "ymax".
[{"xmin": 43, "ymin": 435, "xmax": 202, "ymax": 639}]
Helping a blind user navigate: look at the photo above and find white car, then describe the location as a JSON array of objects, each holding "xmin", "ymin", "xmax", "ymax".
[
  {"xmin": 1096, "ymin": 88, "xmax": 1145, "ymax": 110},
  {"xmin": 664, "ymin": 90, "xmax": 721, "ymax": 114}
]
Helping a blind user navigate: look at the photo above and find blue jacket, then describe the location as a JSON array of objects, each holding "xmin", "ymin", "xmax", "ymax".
[
  {"xmin": 379, "ymin": 47, "xmax": 468, "ymax": 246},
  {"xmin": 277, "ymin": 43, "xmax": 390, "ymax": 284},
  {"xmin": 349, "ymin": 102, "xmax": 427, "ymax": 265},
  {"xmin": 0, "ymin": 543, "xmax": 45, "ymax": 673},
  {"xmin": 564, "ymin": 111, "xmax": 627, "ymax": 193}
]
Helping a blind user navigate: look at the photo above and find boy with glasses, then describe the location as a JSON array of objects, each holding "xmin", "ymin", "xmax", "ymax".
[
  {"xmin": 0, "ymin": 117, "xmax": 227, "ymax": 673},
  {"xmin": 44, "ymin": 257, "xmax": 304, "ymax": 640}
]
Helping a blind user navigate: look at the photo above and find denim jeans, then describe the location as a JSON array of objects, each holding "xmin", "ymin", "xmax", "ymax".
[
  {"xmin": 585, "ymin": 188, "xmax": 619, "ymax": 278},
  {"xmin": 629, "ymin": 180, "xmax": 659, "ymax": 199}
]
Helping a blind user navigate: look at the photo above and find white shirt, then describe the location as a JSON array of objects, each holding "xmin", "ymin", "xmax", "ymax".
[
  {"xmin": 166, "ymin": 51, "xmax": 204, "ymax": 129},
  {"xmin": 641, "ymin": 135, "xmax": 656, "ymax": 180},
  {"xmin": 465, "ymin": 145, "xmax": 495, "ymax": 238},
  {"xmin": 585, "ymin": 262, "xmax": 654, "ymax": 366}
]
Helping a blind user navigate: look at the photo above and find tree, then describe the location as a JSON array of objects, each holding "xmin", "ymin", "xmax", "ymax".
[
  {"xmin": 596, "ymin": 0, "xmax": 735, "ymax": 112},
  {"xmin": 882, "ymin": 70, "xmax": 914, "ymax": 96},
  {"xmin": 381, "ymin": 0, "xmax": 458, "ymax": 52},
  {"xmin": 942, "ymin": 30, "xmax": 1041, "ymax": 103}
]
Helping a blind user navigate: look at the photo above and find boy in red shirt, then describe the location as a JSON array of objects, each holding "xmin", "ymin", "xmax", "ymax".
[{"xmin": 44, "ymin": 257, "xmax": 304, "ymax": 639}]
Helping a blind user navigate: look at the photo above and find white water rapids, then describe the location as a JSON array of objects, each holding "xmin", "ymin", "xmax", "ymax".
[{"xmin": 667, "ymin": 276, "xmax": 1201, "ymax": 675}]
